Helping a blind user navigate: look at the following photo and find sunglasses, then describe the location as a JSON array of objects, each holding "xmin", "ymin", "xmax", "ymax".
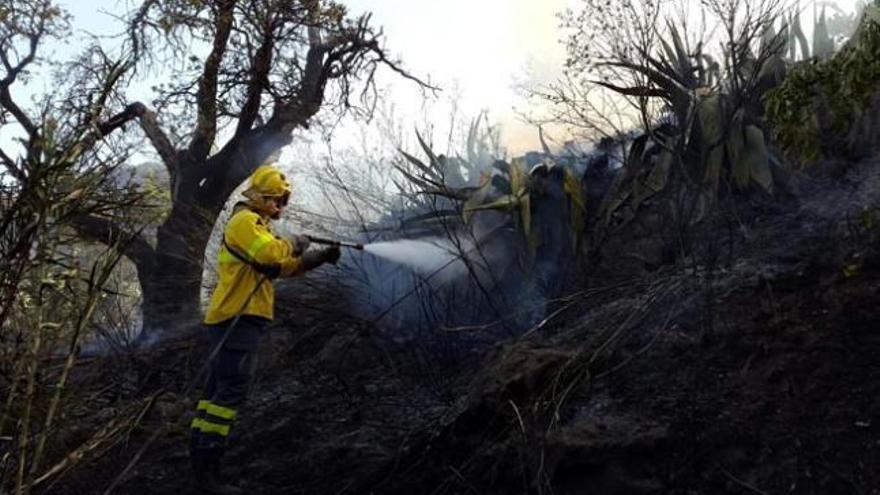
[{"xmin": 270, "ymin": 192, "xmax": 290, "ymax": 207}]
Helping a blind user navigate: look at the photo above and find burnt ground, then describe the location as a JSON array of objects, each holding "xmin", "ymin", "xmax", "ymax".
[{"xmin": 54, "ymin": 157, "xmax": 880, "ymax": 495}]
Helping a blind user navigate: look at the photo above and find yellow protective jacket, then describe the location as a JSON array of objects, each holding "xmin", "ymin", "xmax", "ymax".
[{"xmin": 204, "ymin": 204, "xmax": 303, "ymax": 324}]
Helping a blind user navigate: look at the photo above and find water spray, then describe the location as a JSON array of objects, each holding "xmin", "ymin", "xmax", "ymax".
[{"xmin": 306, "ymin": 234, "xmax": 365, "ymax": 251}]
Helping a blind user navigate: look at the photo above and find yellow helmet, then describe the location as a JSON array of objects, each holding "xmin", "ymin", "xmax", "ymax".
[{"xmin": 243, "ymin": 164, "xmax": 291, "ymax": 200}]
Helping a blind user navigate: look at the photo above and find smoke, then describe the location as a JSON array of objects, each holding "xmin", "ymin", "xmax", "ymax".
[
  {"xmin": 332, "ymin": 221, "xmax": 521, "ymax": 338},
  {"xmin": 364, "ymin": 238, "xmax": 471, "ymax": 279}
]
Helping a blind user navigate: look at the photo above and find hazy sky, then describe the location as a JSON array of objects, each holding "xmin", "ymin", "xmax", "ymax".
[
  {"xmin": 9, "ymin": 0, "xmax": 866, "ymax": 158},
  {"xmin": 340, "ymin": 0, "xmax": 573, "ymax": 152},
  {"xmin": 50, "ymin": 0, "xmax": 574, "ymax": 154}
]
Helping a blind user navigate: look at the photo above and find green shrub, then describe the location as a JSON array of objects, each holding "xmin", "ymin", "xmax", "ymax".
[{"xmin": 765, "ymin": 5, "xmax": 880, "ymax": 163}]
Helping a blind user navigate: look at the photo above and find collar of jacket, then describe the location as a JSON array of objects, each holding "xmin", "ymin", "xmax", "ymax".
[{"xmin": 234, "ymin": 201, "xmax": 272, "ymax": 222}]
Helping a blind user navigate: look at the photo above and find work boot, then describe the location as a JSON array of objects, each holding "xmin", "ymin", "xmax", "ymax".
[{"xmin": 191, "ymin": 455, "xmax": 244, "ymax": 495}]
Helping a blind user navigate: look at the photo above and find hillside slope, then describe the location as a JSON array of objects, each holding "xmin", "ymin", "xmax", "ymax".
[{"xmin": 60, "ymin": 156, "xmax": 880, "ymax": 494}]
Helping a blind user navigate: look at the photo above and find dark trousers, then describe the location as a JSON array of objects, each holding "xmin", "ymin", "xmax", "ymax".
[{"xmin": 189, "ymin": 316, "xmax": 268, "ymax": 464}]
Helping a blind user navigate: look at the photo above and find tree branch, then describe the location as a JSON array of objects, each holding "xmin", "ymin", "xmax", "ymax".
[
  {"xmin": 215, "ymin": 12, "xmax": 434, "ymax": 199},
  {"xmin": 269, "ymin": 15, "xmax": 435, "ymax": 128},
  {"xmin": 265, "ymin": 29, "xmax": 331, "ymax": 129},
  {"xmin": 72, "ymin": 215, "xmax": 156, "ymax": 275},
  {"xmin": 371, "ymin": 45, "xmax": 439, "ymax": 92},
  {"xmin": 96, "ymin": 103, "xmax": 145, "ymax": 137},
  {"xmin": 188, "ymin": 0, "xmax": 236, "ymax": 161},
  {"xmin": 129, "ymin": 102, "xmax": 178, "ymax": 173},
  {"xmin": 0, "ymin": 32, "xmax": 40, "ymax": 136},
  {"xmin": 90, "ymin": 102, "xmax": 178, "ymax": 174},
  {"xmin": 233, "ymin": 31, "xmax": 273, "ymax": 139},
  {"xmin": 0, "ymin": 146, "xmax": 24, "ymax": 181},
  {"xmin": 214, "ymin": 22, "xmax": 332, "ymax": 189}
]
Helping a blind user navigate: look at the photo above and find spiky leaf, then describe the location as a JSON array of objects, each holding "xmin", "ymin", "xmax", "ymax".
[
  {"xmin": 399, "ymin": 149, "xmax": 442, "ymax": 184},
  {"xmin": 440, "ymin": 155, "xmax": 467, "ymax": 188},
  {"xmin": 666, "ymin": 22, "xmax": 694, "ymax": 86},
  {"xmin": 492, "ymin": 160, "xmax": 510, "ymax": 174},
  {"xmin": 644, "ymin": 149, "xmax": 674, "ymax": 194},
  {"xmin": 742, "ymin": 125, "xmax": 773, "ymax": 192},
  {"xmin": 462, "ymin": 174, "xmax": 493, "ymax": 223},
  {"xmin": 660, "ymin": 37, "xmax": 678, "ymax": 67},
  {"xmin": 601, "ymin": 171, "xmax": 631, "ymax": 226},
  {"xmin": 778, "ymin": 22, "xmax": 791, "ymax": 55},
  {"xmin": 599, "ymin": 61, "xmax": 690, "ymax": 108},
  {"xmin": 758, "ymin": 54, "xmax": 787, "ymax": 88},
  {"xmin": 520, "ymin": 191, "xmax": 532, "ymax": 242},
  {"xmin": 492, "ymin": 174, "xmax": 512, "ymax": 195},
  {"xmin": 593, "ymin": 81, "xmax": 667, "ymax": 98},
  {"xmin": 401, "ymin": 210, "xmax": 462, "ymax": 227},
  {"xmin": 539, "ymin": 126, "xmax": 553, "ymax": 155},
  {"xmin": 760, "ymin": 21, "xmax": 778, "ymax": 54},
  {"xmin": 697, "ymin": 96, "xmax": 725, "ymax": 192},
  {"xmin": 726, "ymin": 109, "xmax": 749, "ymax": 187},
  {"xmin": 792, "ymin": 12, "xmax": 810, "ymax": 60},
  {"xmin": 509, "ymin": 158, "xmax": 527, "ymax": 196},
  {"xmin": 464, "ymin": 194, "xmax": 521, "ymax": 213},
  {"xmin": 700, "ymin": 54, "xmax": 721, "ymax": 86},
  {"xmin": 393, "ymin": 163, "xmax": 436, "ymax": 190},
  {"xmin": 564, "ymin": 168, "xmax": 586, "ymax": 252},
  {"xmin": 415, "ymin": 130, "xmax": 441, "ymax": 169},
  {"xmin": 813, "ymin": 8, "xmax": 835, "ymax": 60},
  {"xmin": 625, "ymin": 134, "xmax": 651, "ymax": 178}
]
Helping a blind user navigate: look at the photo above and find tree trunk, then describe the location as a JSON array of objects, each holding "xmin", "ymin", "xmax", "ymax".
[
  {"xmin": 127, "ymin": 110, "xmax": 312, "ymax": 342},
  {"xmin": 139, "ymin": 208, "xmax": 215, "ymax": 340},
  {"xmin": 138, "ymin": 161, "xmax": 228, "ymax": 341}
]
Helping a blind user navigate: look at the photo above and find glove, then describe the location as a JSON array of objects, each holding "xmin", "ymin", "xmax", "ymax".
[
  {"xmin": 289, "ymin": 234, "xmax": 311, "ymax": 256},
  {"xmin": 300, "ymin": 246, "xmax": 341, "ymax": 271},
  {"xmin": 323, "ymin": 245, "xmax": 341, "ymax": 265}
]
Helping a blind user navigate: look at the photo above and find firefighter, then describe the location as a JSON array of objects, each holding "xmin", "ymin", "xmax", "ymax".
[{"xmin": 189, "ymin": 164, "xmax": 340, "ymax": 494}]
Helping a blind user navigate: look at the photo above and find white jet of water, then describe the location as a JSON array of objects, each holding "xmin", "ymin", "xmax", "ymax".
[{"xmin": 364, "ymin": 238, "xmax": 465, "ymax": 276}]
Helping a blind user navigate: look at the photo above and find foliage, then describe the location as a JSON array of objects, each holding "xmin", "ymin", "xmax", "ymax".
[
  {"xmin": 766, "ymin": 3, "xmax": 880, "ymax": 163},
  {"xmin": 0, "ymin": 92, "xmax": 147, "ymax": 495},
  {"xmin": 0, "ymin": 2, "xmax": 213, "ymax": 492}
]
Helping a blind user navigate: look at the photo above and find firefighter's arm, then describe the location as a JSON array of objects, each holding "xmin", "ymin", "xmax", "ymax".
[
  {"xmin": 277, "ymin": 251, "xmax": 304, "ymax": 277},
  {"xmin": 227, "ymin": 212, "xmax": 303, "ymax": 277}
]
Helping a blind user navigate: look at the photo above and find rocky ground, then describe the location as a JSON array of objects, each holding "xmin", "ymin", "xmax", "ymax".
[{"xmin": 54, "ymin": 156, "xmax": 880, "ymax": 495}]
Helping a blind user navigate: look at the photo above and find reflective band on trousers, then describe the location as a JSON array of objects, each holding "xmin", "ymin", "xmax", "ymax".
[
  {"xmin": 191, "ymin": 417, "xmax": 231, "ymax": 437},
  {"xmin": 196, "ymin": 400, "xmax": 237, "ymax": 420}
]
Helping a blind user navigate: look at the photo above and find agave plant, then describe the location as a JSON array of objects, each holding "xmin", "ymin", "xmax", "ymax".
[
  {"xmin": 593, "ymin": 19, "xmax": 786, "ymax": 231},
  {"xmin": 599, "ymin": 2, "xmax": 876, "ymax": 229},
  {"xmin": 596, "ymin": 131, "xmax": 674, "ymax": 228},
  {"xmin": 813, "ymin": 8, "xmax": 836, "ymax": 59},
  {"xmin": 700, "ymin": 96, "xmax": 773, "ymax": 186},
  {"xmin": 789, "ymin": 10, "xmax": 812, "ymax": 60},
  {"xmin": 462, "ymin": 158, "xmax": 587, "ymax": 256},
  {"xmin": 393, "ymin": 132, "xmax": 588, "ymax": 260},
  {"xmin": 782, "ymin": 4, "xmax": 855, "ymax": 62},
  {"xmin": 593, "ymin": 23, "xmax": 719, "ymax": 129}
]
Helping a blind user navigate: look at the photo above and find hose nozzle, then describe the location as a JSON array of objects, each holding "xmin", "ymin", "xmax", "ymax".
[{"xmin": 306, "ymin": 235, "xmax": 364, "ymax": 250}]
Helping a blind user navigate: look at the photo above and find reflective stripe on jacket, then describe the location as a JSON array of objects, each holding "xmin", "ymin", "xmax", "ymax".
[{"xmin": 204, "ymin": 205, "xmax": 302, "ymax": 324}]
